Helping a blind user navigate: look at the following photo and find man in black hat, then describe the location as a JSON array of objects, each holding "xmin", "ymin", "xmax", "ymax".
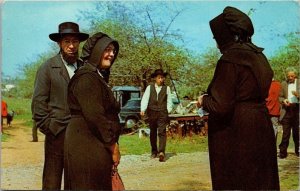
[
  {"xmin": 31, "ymin": 22, "xmax": 88, "ymax": 189},
  {"xmin": 140, "ymin": 69, "xmax": 173, "ymax": 162}
]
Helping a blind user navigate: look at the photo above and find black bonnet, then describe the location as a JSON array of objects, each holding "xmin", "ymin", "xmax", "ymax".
[
  {"xmin": 81, "ymin": 32, "xmax": 119, "ymax": 66},
  {"xmin": 209, "ymin": 6, "xmax": 254, "ymax": 49},
  {"xmin": 81, "ymin": 32, "xmax": 119, "ymax": 83},
  {"xmin": 223, "ymin": 6, "xmax": 254, "ymax": 38}
]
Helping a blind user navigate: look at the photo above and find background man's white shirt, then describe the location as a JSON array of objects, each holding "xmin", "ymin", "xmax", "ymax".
[
  {"xmin": 288, "ymin": 80, "xmax": 297, "ymax": 103},
  {"xmin": 141, "ymin": 84, "xmax": 173, "ymax": 113}
]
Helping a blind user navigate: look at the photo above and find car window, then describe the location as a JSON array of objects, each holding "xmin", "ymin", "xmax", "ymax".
[
  {"xmin": 131, "ymin": 92, "xmax": 140, "ymax": 98},
  {"xmin": 125, "ymin": 100, "xmax": 141, "ymax": 108}
]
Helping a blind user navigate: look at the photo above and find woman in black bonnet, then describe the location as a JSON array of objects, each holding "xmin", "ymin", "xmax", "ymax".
[
  {"xmin": 197, "ymin": 6, "xmax": 280, "ymax": 190},
  {"xmin": 64, "ymin": 32, "xmax": 121, "ymax": 190}
]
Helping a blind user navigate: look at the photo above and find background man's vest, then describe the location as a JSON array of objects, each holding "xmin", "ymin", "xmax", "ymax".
[{"xmin": 148, "ymin": 84, "xmax": 167, "ymax": 112}]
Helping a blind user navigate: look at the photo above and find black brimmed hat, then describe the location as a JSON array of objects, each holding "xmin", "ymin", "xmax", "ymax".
[
  {"xmin": 49, "ymin": 22, "xmax": 89, "ymax": 42},
  {"xmin": 151, "ymin": 69, "xmax": 168, "ymax": 78}
]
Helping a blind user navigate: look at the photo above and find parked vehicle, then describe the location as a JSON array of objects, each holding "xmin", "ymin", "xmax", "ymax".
[
  {"xmin": 112, "ymin": 86, "xmax": 141, "ymax": 108},
  {"xmin": 115, "ymin": 87, "xmax": 206, "ymax": 136},
  {"xmin": 119, "ymin": 96, "xmax": 183, "ymax": 130},
  {"xmin": 119, "ymin": 98, "xmax": 141, "ymax": 129}
]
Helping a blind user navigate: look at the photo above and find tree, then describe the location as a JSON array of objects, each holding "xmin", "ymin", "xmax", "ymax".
[
  {"xmin": 79, "ymin": 1, "xmax": 191, "ymax": 92},
  {"xmin": 15, "ymin": 53, "xmax": 52, "ymax": 98},
  {"xmin": 269, "ymin": 32, "xmax": 300, "ymax": 81},
  {"xmin": 14, "ymin": 2, "xmax": 298, "ymax": 101},
  {"xmin": 175, "ymin": 47, "xmax": 220, "ymax": 99}
]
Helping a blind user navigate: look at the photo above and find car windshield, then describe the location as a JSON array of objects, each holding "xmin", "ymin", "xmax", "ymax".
[{"xmin": 125, "ymin": 100, "xmax": 140, "ymax": 108}]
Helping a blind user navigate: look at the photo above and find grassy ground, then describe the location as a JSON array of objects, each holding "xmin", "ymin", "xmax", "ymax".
[
  {"xmin": 1, "ymin": 96, "xmax": 33, "ymax": 141},
  {"xmin": 276, "ymin": 129, "xmax": 299, "ymax": 190},
  {"xmin": 2, "ymin": 96, "xmax": 33, "ymax": 127},
  {"xmin": 119, "ymin": 134, "xmax": 208, "ymax": 155},
  {"xmin": 279, "ymin": 158, "xmax": 299, "ymax": 190},
  {"xmin": 0, "ymin": 133, "xmax": 9, "ymax": 142}
]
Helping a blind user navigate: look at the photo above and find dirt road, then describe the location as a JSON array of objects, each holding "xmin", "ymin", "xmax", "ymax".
[
  {"xmin": 1, "ymin": 120, "xmax": 299, "ymax": 190},
  {"xmin": 1, "ymin": 120, "xmax": 211, "ymax": 190}
]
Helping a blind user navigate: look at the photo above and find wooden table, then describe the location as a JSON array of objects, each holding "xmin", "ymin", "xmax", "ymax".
[{"xmin": 168, "ymin": 114, "xmax": 208, "ymax": 137}]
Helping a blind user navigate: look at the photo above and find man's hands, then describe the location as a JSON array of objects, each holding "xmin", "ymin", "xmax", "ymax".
[
  {"xmin": 283, "ymin": 99, "xmax": 290, "ymax": 106},
  {"xmin": 110, "ymin": 143, "xmax": 121, "ymax": 166},
  {"xmin": 197, "ymin": 94, "xmax": 207, "ymax": 108},
  {"xmin": 292, "ymin": 91, "xmax": 299, "ymax": 98},
  {"xmin": 140, "ymin": 111, "xmax": 145, "ymax": 117},
  {"xmin": 283, "ymin": 91, "xmax": 299, "ymax": 106}
]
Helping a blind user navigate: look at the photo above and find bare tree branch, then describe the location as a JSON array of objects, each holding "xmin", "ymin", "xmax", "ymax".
[
  {"xmin": 146, "ymin": 9, "xmax": 157, "ymax": 39},
  {"xmin": 162, "ymin": 10, "xmax": 182, "ymax": 40}
]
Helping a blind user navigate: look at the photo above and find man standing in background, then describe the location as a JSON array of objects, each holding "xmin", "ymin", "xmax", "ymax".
[
  {"xmin": 140, "ymin": 69, "xmax": 173, "ymax": 162},
  {"xmin": 278, "ymin": 67, "xmax": 299, "ymax": 159},
  {"xmin": 31, "ymin": 22, "xmax": 88, "ymax": 189}
]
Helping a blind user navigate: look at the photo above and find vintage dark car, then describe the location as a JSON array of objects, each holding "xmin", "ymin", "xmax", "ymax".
[
  {"xmin": 112, "ymin": 86, "xmax": 141, "ymax": 107},
  {"xmin": 119, "ymin": 96, "xmax": 180, "ymax": 129},
  {"xmin": 119, "ymin": 98, "xmax": 141, "ymax": 129}
]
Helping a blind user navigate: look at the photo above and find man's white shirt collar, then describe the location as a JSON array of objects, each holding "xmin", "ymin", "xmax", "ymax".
[{"xmin": 61, "ymin": 54, "xmax": 77, "ymax": 78}]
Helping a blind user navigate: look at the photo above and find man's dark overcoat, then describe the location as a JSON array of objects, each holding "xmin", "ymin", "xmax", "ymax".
[
  {"xmin": 31, "ymin": 53, "xmax": 85, "ymax": 189},
  {"xmin": 279, "ymin": 79, "xmax": 300, "ymax": 121},
  {"xmin": 32, "ymin": 54, "xmax": 77, "ymax": 135}
]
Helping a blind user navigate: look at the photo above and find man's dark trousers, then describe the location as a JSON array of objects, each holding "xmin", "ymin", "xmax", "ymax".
[
  {"xmin": 43, "ymin": 130, "xmax": 65, "ymax": 189},
  {"xmin": 148, "ymin": 109, "xmax": 169, "ymax": 154},
  {"xmin": 279, "ymin": 104, "xmax": 299, "ymax": 156}
]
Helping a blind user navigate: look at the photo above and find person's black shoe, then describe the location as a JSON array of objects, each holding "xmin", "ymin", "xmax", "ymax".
[
  {"xmin": 150, "ymin": 153, "xmax": 157, "ymax": 159},
  {"xmin": 278, "ymin": 153, "xmax": 287, "ymax": 159},
  {"xmin": 159, "ymin": 152, "xmax": 165, "ymax": 162},
  {"xmin": 295, "ymin": 152, "xmax": 299, "ymax": 157}
]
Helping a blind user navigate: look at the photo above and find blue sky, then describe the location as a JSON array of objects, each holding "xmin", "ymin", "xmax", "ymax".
[{"xmin": 1, "ymin": 0, "xmax": 299, "ymax": 77}]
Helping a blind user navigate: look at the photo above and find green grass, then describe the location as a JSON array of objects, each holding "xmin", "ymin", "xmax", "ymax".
[
  {"xmin": 1, "ymin": 96, "xmax": 33, "ymax": 142},
  {"xmin": 276, "ymin": 129, "xmax": 299, "ymax": 190},
  {"xmin": 119, "ymin": 134, "xmax": 208, "ymax": 155},
  {"xmin": 279, "ymin": 161, "xmax": 299, "ymax": 190},
  {"xmin": 0, "ymin": 133, "xmax": 9, "ymax": 142},
  {"xmin": 2, "ymin": 96, "xmax": 32, "ymax": 123}
]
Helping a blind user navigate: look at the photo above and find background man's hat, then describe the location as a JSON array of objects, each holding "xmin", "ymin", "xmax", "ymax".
[
  {"xmin": 49, "ymin": 22, "xmax": 89, "ymax": 42},
  {"xmin": 151, "ymin": 69, "xmax": 168, "ymax": 78}
]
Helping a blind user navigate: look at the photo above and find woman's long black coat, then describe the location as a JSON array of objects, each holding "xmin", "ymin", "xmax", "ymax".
[
  {"xmin": 64, "ymin": 63, "xmax": 120, "ymax": 190},
  {"xmin": 202, "ymin": 43, "xmax": 280, "ymax": 190}
]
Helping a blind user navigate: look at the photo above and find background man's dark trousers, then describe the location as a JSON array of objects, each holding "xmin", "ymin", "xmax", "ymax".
[
  {"xmin": 279, "ymin": 104, "xmax": 299, "ymax": 157},
  {"xmin": 147, "ymin": 110, "xmax": 169, "ymax": 155}
]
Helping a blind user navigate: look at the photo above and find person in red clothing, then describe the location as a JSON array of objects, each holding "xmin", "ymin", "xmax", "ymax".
[
  {"xmin": 1, "ymin": 100, "xmax": 8, "ymax": 127},
  {"xmin": 1, "ymin": 100, "xmax": 8, "ymax": 133},
  {"xmin": 266, "ymin": 79, "xmax": 281, "ymax": 138}
]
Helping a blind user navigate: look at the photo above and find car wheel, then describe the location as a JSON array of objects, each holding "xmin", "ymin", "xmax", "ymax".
[{"xmin": 125, "ymin": 118, "xmax": 137, "ymax": 129}]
